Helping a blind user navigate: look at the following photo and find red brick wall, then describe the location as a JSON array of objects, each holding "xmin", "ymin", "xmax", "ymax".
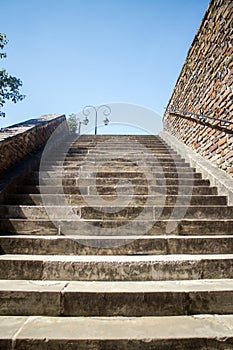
[{"xmin": 163, "ymin": 0, "xmax": 233, "ymax": 176}]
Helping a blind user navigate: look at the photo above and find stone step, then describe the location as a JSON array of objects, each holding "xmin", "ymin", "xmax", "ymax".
[
  {"xmin": 51, "ymin": 153, "xmax": 184, "ymax": 160},
  {"xmin": 3, "ymin": 314, "xmax": 233, "ymax": 349},
  {"xmin": 72, "ymin": 136, "xmax": 163, "ymax": 140},
  {"xmin": 1, "ymin": 218, "xmax": 232, "ymax": 235},
  {"xmin": 76, "ymin": 148, "xmax": 176, "ymax": 153},
  {"xmin": 69, "ymin": 141, "xmax": 169, "ymax": 144},
  {"xmin": 66, "ymin": 144, "xmax": 176, "ymax": 148},
  {"xmin": 1, "ymin": 279, "xmax": 233, "ymax": 317},
  {"xmin": 6, "ymin": 194, "xmax": 226, "ymax": 206},
  {"xmin": 30, "ymin": 170, "xmax": 201, "ymax": 179},
  {"xmin": 64, "ymin": 150, "xmax": 179, "ymax": 156},
  {"xmin": 0, "ymin": 204, "xmax": 232, "ymax": 220},
  {"xmin": 70, "ymin": 143, "xmax": 168, "ymax": 147},
  {"xmin": 65, "ymin": 148, "xmax": 176, "ymax": 154},
  {"xmin": 42, "ymin": 159, "xmax": 189, "ymax": 166},
  {"xmin": 41, "ymin": 155, "xmax": 184, "ymax": 161},
  {"xmin": 64, "ymin": 141, "xmax": 175, "ymax": 146},
  {"xmin": 41, "ymin": 165, "xmax": 194, "ymax": 173},
  {"xmin": 72, "ymin": 139, "xmax": 163, "ymax": 143},
  {"xmin": 1, "ymin": 254, "xmax": 233, "ymax": 281},
  {"xmin": 58, "ymin": 141, "xmax": 173, "ymax": 146},
  {"xmin": 75, "ymin": 135, "xmax": 161, "ymax": 139},
  {"xmin": 26, "ymin": 177, "xmax": 211, "ymax": 187},
  {"xmin": 82, "ymin": 205, "xmax": 233, "ymax": 220},
  {"xmin": 1, "ymin": 235, "xmax": 233, "ymax": 255},
  {"xmin": 16, "ymin": 185, "xmax": 218, "ymax": 196},
  {"xmin": 58, "ymin": 156, "xmax": 185, "ymax": 163}
]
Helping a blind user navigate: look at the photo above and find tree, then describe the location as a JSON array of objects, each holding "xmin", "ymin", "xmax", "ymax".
[
  {"xmin": 0, "ymin": 33, "xmax": 25, "ymax": 118},
  {"xmin": 67, "ymin": 114, "xmax": 78, "ymax": 133}
]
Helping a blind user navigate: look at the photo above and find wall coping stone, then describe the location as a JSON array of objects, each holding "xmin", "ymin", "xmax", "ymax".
[
  {"xmin": 0, "ymin": 114, "xmax": 64, "ymax": 142},
  {"xmin": 159, "ymin": 131, "xmax": 233, "ymax": 205},
  {"xmin": 0, "ymin": 113, "xmax": 68, "ymax": 177}
]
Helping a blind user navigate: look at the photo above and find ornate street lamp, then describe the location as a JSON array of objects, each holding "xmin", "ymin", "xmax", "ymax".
[{"xmin": 83, "ymin": 105, "xmax": 111, "ymax": 135}]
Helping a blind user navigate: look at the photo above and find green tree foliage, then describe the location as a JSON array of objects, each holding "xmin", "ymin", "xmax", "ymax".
[
  {"xmin": 0, "ymin": 33, "xmax": 25, "ymax": 117},
  {"xmin": 67, "ymin": 114, "xmax": 78, "ymax": 133}
]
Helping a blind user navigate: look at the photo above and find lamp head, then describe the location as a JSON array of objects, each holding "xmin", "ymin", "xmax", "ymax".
[{"xmin": 83, "ymin": 116, "xmax": 89, "ymax": 125}]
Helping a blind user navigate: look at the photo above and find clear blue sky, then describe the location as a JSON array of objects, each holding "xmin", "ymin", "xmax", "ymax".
[{"xmin": 1, "ymin": 0, "xmax": 209, "ymax": 133}]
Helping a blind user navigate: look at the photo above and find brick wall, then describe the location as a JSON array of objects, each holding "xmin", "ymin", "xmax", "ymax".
[
  {"xmin": 0, "ymin": 114, "xmax": 68, "ymax": 175},
  {"xmin": 163, "ymin": 0, "xmax": 233, "ymax": 176}
]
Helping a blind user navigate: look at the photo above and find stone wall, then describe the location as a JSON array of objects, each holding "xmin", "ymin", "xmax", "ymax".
[
  {"xmin": 0, "ymin": 114, "xmax": 68, "ymax": 175},
  {"xmin": 163, "ymin": 0, "xmax": 233, "ymax": 176}
]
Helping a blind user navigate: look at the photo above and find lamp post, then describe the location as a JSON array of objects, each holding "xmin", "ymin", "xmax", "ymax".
[
  {"xmin": 83, "ymin": 105, "xmax": 111, "ymax": 135},
  {"xmin": 77, "ymin": 116, "xmax": 89, "ymax": 134}
]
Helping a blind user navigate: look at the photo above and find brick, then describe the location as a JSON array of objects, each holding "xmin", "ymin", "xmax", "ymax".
[
  {"xmin": 218, "ymin": 138, "xmax": 227, "ymax": 147},
  {"xmin": 163, "ymin": 0, "xmax": 233, "ymax": 178}
]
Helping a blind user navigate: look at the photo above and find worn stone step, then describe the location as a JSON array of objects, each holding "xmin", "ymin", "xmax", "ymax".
[
  {"xmin": 82, "ymin": 171, "xmax": 201, "ymax": 179},
  {"xmin": 6, "ymin": 194, "xmax": 226, "ymax": 206},
  {"xmin": 1, "ymin": 235, "xmax": 233, "ymax": 255},
  {"xmin": 70, "ymin": 143, "xmax": 167, "ymax": 148},
  {"xmin": 0, "ymin": 204, "xmax": 232, "ymax": 220},
  {"xmin": 71, "ymin": 138, "xmax": 165, "ymax": 142},
  {"xmin": 3, "ymin": 315, "xmax": 233, "ymax": 350},
  {"xmin": 41, "ymin": 165, "xmax": 194, "ymax": 173},
  {"xmin": 1, "ymin": 254, "xmax": 233, "ymax": 281},
  {"xmin": 42, "ymin": 159, "xmax": 189, "ymax": 166},
  {"xmin": 70, "ymin": 138, "xmax": 164, "ymax": 142},
  {"xmin": 46, "ymin": 153, "xmax": 184, "ymax": 159},
  {"xmin": 65, "ymin": 151, "xmax": 179, "ymax": 157},
  {"xmin": 75, "ymin": 135, "xmax": 161, "ymax": 139},
  {"xmin": 26, "ymin": 177, "xmax": 211, "ymax": 187},
  {"xmin": 16, "ymin": 185, "xmax": 218, "ymax": 196},
  {"xmin": 30, "ymin": 170, "xmax": 201, "ymax": 179},
  {"xmin": 52, "ymin": 154, "xmax": 185, "ymax": 161},
  {"xmin": 67, "ymin": 141, "xmax": 171, "ymax": 146},
  {"xmin": 69, "ymin": 142, "xmax": 170, "ymax": 146},
  {"xmin": 55, "ymin": 150, "xmax": 177, "ymax": 156},
  {"xmin": 58, "ymin": 157, "xmax": 186, "ymax": 164},
  {"xmin": 1, "ymin": 279, "xmax": 233, "ymax": 317},
  {"xmin": 62, "ymin": 143, "xmax": 175, "ymax": 148},
  {"xmin": 81, "ymin": 205, "xmax": 233, "ymax": 220},
  {"xmin": 1, "ymin": 218, "xmax": 232, "ymax": 236},
  {"xmin": 66, "ymin": 145, "xmax": 177, "ymax": 150}
]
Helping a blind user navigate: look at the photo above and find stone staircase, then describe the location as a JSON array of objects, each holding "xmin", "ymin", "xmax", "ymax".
[{"xmin": 1, "ymin": 134, "xmax": 233, "ymax": 349}]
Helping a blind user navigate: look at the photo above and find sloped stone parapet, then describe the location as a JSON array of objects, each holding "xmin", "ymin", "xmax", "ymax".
[{"xmin": 0, "ymin": 114, "xmax": 68, "ymax": 175}]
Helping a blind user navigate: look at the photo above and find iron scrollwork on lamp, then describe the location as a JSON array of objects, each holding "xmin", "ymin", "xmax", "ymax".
[{"xmin": 83, "ymin": 105, "xmax": 111, "ymax": 135}]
